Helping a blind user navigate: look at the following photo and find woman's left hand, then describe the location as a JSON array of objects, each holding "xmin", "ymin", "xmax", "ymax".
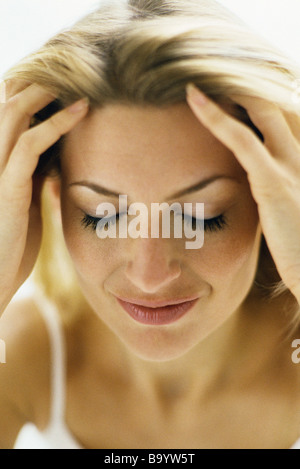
[{"xmin": 186, "ymin": 84, "xmax": 300, "ymax": 303}]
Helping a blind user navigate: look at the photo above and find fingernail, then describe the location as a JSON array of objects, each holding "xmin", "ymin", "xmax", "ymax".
[
  {"xmin": 186, "ymin": 84, "xmax": 208, "ymax": 106},
  {"xmin": 0, "ymin": 80, "xmax": 6, "ymax": 104},
  {"xmin": 68, "ymin": 97, "xmax": 89, "ymax": 114}
]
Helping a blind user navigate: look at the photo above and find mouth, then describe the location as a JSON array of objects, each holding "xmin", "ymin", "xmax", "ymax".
[{"xmin": 115, "ymin": 296, "xmax": 200, "ymax": 326}]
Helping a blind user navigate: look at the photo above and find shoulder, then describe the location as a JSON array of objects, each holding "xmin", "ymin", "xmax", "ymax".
[{"xmin": 0, "ymin": 296, "xmax": 52, "ymax": 429}]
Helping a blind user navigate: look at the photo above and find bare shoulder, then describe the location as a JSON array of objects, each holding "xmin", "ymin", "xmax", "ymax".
[{"xmin": 0, "ymin": 296, "xmax": 51, "ymax": 445}]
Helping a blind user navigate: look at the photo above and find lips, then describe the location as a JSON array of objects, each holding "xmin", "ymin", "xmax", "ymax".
[
  {"xmin": 116, "ymin": 296, "xmax": 199, "ymax": 326},
  {"xmin": 115, "ymin": 295, "xmax": 200, "ymax": 308}
]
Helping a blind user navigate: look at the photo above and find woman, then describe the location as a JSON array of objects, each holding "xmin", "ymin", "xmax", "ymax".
[{"xmin": 0, "ymin": 0, "xmax": 299, "ymax": 449}]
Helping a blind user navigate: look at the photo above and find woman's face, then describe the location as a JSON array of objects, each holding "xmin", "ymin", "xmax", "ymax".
[{"xmin": 59, "ymin": 102, "xmax": 261, "ymax": 361}]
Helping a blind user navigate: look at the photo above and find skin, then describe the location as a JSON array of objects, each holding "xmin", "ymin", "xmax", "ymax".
[
  {"xmin": 56, "ymin": 102, "xmax": 299, "ymax": 448},
  {"xmin": 186, "ymin": 85, "xmax": 300, "ymax": 301},
  {"xmin": 60, "ymin": 102, "xmax": 262, "ymax": 363},
  {"xmin": 0, "ymin": 82, "xmax": 299, "ymax": 449}
]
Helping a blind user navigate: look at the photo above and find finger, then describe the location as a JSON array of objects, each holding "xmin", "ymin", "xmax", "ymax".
[
  {"xmin": 0, "ymin": 79, "xmax": 30, "ymax": 105},
  {"xmin": 186, "ymin": 84, "xmax": 274, "ymax": 182},
  {"xmin": 230, "ymin": 95, "xmax": 300, "ymax": 160},
  {"xmin": 6, "ymin": 82, "xmax": 56, "ymax": 117},
  {"xmin": 0, "ymin": 79, "xmax": 33, "ymax": 107},
  {"xmin": 5, "ymin": 79, "xmax": 32, "ymax": 100},
  {"xmin": 3, "ymin": 98, "xmax": 89, "ymax": 193},
  {"xmin": 0, "ymin": 83, "xmax": 57, "ymax": 172}
]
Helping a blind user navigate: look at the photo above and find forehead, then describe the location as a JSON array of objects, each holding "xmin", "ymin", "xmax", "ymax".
[{"xmin": 62, "ymin": 103, "xmax": 244, "ymax": 190}]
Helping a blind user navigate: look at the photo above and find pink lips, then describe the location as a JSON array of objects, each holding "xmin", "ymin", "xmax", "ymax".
[{"xmin": 116, "ymin": 297, "xmax": 199, "ymax": 325}]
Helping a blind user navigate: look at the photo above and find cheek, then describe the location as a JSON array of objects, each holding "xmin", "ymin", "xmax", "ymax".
[
  {"xmin": 60, "ymin": 196, "xmax": 116, "ymax": 284},
  {"xmin": 191, "ymin": 199, "xmax": 261, "ymax": 289}
]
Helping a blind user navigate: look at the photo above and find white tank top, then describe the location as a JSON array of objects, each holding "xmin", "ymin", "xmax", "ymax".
[
  {"xmin": 14, "ymin": 291, "xmax": 82, "ymax": 450},
  {"xmin": 13, "ymin": 290, "xmax": 300, "ymax": 450}
]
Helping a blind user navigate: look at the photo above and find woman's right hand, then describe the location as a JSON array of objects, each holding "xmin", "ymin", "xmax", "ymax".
[{"xmin": 0, "ymin": 80, "xmax": 89, "ymax": 313}]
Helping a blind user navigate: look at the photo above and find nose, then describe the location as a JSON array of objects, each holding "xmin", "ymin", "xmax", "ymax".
[{"xmin": 125, "ymin": 238, "xmax": 182, "ymax": 294}]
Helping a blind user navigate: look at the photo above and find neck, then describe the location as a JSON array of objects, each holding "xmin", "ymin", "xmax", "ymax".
[
  {"xmin": 84, "ymin": 285, "xmax": 284, "ymax": 406},
  {"xmin": 123, "ymin": 303, "xmax": 246, "ymax": 403},
  {"xmin": 118, "ymin": 288, "xmax": 273, "ymax": 401}
]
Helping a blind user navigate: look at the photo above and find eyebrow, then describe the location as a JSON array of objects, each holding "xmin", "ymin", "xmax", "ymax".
[{"xmin": 69, "ymin": 175, "xmax": 239, "ymax": 201}]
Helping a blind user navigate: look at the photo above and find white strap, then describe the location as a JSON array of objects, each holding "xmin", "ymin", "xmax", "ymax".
[{"xmin": 33, "ymin": 289, "xmax": 66, "ymax": 426}]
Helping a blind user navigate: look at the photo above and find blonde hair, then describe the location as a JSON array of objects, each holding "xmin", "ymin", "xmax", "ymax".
[{"xmin": 3, "ymin": 0, "xmax": 300, "ymax": 327}]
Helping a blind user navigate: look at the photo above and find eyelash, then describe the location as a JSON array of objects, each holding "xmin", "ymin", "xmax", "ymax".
[{"xmin": 81, "ymin": 213, "xmax": 228, "ymax": 233}]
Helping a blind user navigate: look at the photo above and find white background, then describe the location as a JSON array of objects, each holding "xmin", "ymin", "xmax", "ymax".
[{"xmin": 0, "ymin": 0, "xmax": 300, "ymax": 79}]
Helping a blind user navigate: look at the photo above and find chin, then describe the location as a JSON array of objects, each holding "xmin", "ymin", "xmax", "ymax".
[
  {"xmin": 115, "ymin": 324, "xmax": 208, "ymax": 363},
  {"xmin": 123, "ymin": 344, "xmax": 196, "ymax": 363}
]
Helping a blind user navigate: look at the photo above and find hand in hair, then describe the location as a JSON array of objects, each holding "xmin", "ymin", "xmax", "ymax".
[
  {"xmin": 187, "ymin": 84, "xmax": 300, "ymax": 304},
  {"xmin": 0, "ymin": 80, "xmax": 89, "ymax": 314}
]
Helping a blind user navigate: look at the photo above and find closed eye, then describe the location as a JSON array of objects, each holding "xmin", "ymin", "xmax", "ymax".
[{"xmin": 81, "ymin": 213, "xmax": 228, "ymax": 233}]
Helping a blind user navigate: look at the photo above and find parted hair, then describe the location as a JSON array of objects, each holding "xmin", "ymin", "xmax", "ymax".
[{"xmin": 3, "ymin": 0, "xmax": 300, "ymax": 327}]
